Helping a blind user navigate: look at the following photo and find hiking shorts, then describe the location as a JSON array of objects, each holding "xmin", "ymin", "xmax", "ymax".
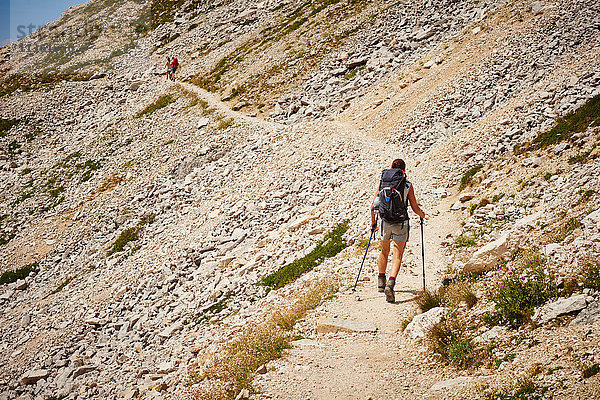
[{"xmin": 381, "ymin": 220, "xmax": 410, "ymax": 242}]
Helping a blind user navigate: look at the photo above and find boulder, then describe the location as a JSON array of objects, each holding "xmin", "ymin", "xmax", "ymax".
[
  {"xmin": 405, "ymin": 307, "xmax": 447, "ymax": 339},
  {"xmin": 533, "ymin": 294, "xmax": 587, "ymax": 324},
  {"xmin": 72, "ymin": 364, "xmax": 96, "ymax": 379},
  {"xmin": 463, "ymin": 234, "xmax": 511, "ymax": 274},
  {"xmin": 571, "ymin": 298, "xmax": 600, "ymax": 326},
  {"xmin": 459, "ymin": 192, "xmax": 476, "ymax": 202},
  {"xmin": 582, "ymin": 208, "xmax": 600, "ymax": 231},
  {"xmin": 21, "ymin": 369, "xmax": 49, "ymax": 384},
  {"xmin": 15, "ymin": 279, "xmax": 27, "ymax": 290}
]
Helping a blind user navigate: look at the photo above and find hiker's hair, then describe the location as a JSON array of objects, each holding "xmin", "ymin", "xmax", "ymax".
[{"xmin": 391, "ymin": 159, "xmax": 405, "ymax": 170}]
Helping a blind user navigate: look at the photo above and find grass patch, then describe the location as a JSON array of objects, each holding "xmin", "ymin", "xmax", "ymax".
[
  {"xmin": 260, "ymin": 221, "xmax": 349, "ymax": 289},
  {"xmin": 216, "ymin": 117, "xmax": 234, "ymax": 130},
  {"xmin": 582, "ymin": 261, "xmax": 600, "ymax": 291},
  {"xmin": 451, "ymin": 229, "xmax": 483, "ymax": 248},
  {"xmin": 490, "ymin": 255, "xmax": 558, "ymax": 326},
  {"xmin": 107, "ymin": 214, "xmax": 155, "ymax": 256},
  {"xmin": 427, "ymin": 317, "xmax": 479, "ymax": 369},
  {"xmin": 52, "ymin": 276, "xmax": 73, "ymax": 294},
  {"xmin": 343, "ymin": 65, "xmax": 365, "ymax": 80},
  {"xmin": 416, "ymin": 280, "xmax": 478, "ymax": 312},
  {"xmin": 518, "ymin": 94, "xmax": 600, "ymax": 153},
  {"xmin": 486, "ymin": 378, "xmax": 548, "ymax": 400},
  {"xmin": 135, "ymin": 94, "xmax": 177, "ymax": 118},
  {"xmin": 190, "ymin": 282, "xmax": 337, "ymax": 398},
  {"xmin": 0, "ymin": 73, "xmax": 92, "ymax": 97},
  {"xmin": 459, "ymin": 165, "xmax": 483, "ymax": 190},
  {"xmin": 551, "ymin": 217, "xmax": 581, "ymax": 243},
  {"xmin": 0, "ymin": 262, "xmax": 39, "ymax": 285}
]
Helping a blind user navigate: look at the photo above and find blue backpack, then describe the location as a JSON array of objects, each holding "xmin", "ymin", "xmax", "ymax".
[{"xmin": 378, "ymin": 169, "xmax": 409, "ymax": 223}]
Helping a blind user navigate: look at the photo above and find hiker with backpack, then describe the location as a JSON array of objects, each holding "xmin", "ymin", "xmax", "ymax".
[
  {"xmin": 371, "ymin": 159, "xmax": 426, "ymax": 303},
  {"xmin": 170, "ymin": 57, "xmax": 179, "ymax": 81}
]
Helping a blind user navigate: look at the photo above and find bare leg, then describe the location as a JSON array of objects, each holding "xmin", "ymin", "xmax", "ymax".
[
  {"xmin": 378, "ymin": 240, "xmax": 390, "ymax": 274},
  {"xmin": 389, "ymin": 240, "xmax": 406, "ymax": 278}
]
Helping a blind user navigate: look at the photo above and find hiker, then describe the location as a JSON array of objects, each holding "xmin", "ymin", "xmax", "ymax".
[
  {"xmin": 165, "ymin": 56, "xmax": 172, "ymax": 80},
  {"xmin": 170, "ymin": 56, "xmax": 179, "ymax": 81},
  {"xmin": 370, "ymin": 158, "xmax": 426, "ymax": 303}
]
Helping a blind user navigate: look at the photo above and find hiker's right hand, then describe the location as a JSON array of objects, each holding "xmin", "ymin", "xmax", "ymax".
[{"xmin": 371, "ymin": 223, "xmax": 377, "ymax": 233}]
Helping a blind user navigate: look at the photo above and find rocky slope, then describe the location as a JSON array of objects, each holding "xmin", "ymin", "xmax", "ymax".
[{"xmin": 0, "ymin": 0, "xmax": 599, "ymax": 399}]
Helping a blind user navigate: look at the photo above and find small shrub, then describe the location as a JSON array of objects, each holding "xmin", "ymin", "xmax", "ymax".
[
  {"xmin": 490, "ymin": 256, "xmax": 558, "ymax": 326},
  {"xmin": 217, "ymin": 117, "xmax": 234, "ymax": 130},
  {"xmin": 551, "ymin": 217, "xmax": 581, "ymax": 243},
  {"xmin": 135, "ymin": 94, "xmax": 177, "ymax": 118},
  {"xmin": 260, "ymin": 221, "xmax": 349, "ymax": 289},
  {"xmin": 492, "ymin": 193, "xmax": 505, "ymax": 203},
  {"xmin": 486, "ymin": 378, "xmax": 547, "ymax": 400},
  {"xmin": 582, "ymin": 262, "xmax": 600, "ymax": 290},
  {"xmin": 459, "ymin": 164, "xmax": 483, "ymax": 190},
  {"xmin": 427, "ymin": 317, "xmax": 478, "ymax": 369},
  {"xmin": 0, "ymin": 262, "xmax": 39, "ymax": 285},
  {"xmin": 106, "ymin": 214, "xmax": 155, "ymax": 256},
  {"xmin": 582, "ymin": 363, "xmax": 600, "ymax": 379},
  {"xmin": 415, "ymin": 288, "xmax": 446, "ymax": 312},
  {"xmin": 52, "ymin": 276, "xmax": 73, "ymax": 294},
  {"xmin": 453, "ymin": 229, "xmax": 482, "ymax": 248}
]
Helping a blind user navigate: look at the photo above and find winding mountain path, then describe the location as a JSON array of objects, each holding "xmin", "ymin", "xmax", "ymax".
[{"xmin": 174, "ymin": 79, "xmax": 468, "ymax": 399}]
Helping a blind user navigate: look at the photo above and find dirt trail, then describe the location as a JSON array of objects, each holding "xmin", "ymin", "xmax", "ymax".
[
  {"xmin": 254, "ymin": 198, "xmax": 462, "ymax": 400},
  {"xmin": 178, "ymin": 80, "xmax": 466, "ymax": 398}
]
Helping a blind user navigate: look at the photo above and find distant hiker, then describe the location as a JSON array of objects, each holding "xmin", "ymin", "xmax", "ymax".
[
  {"xmin": 165, "ymin": 56, "xmax": 172, "ymax": 80},
  {"xmin": 170, "ymin": 57, "xmax": 179, "ymax": 81},
  {"xmin": 371, "ymin": 158, "xmax": 426, "ymax": 303}
]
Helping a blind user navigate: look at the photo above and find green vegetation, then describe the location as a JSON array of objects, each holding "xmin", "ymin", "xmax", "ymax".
[
  {"xmin": 196, "ymin": 294, "xmax": 233, "ymax": 323},
  {"xmin": 582, "ymin": 262, "xmax": 600, "ymax": 291},
  {"xmin": 551, "ymin": 217, "xmax": 581, "ymax": 243},
  {"xmin": 451, "ymin": 228, "xmax": 483, "ymax": 248},
  {"xmin": 427, "ymin": 317, "xmax": 479, "ymax": 369},
  {"xmin": 52, "ymin": 276, "xmax": 73, "ymax": 294},
  {"xmin": 135, "ymin": 94, "xmax": 177, "ymax": 118},
  {"xmin": 0, "ymin": 262, "xmax": 39, "ymax": 285},
  {"xmin": 0, "ymin": 118, "xmax": 20, "ymax": 137},
  {"xmin": 107, "ymin": 214, "xmax": 155, "ymax": 256},
  {"xmin": 0, "ymin": 73, "xmax": 92, "ymax": 97},
  {"xmin": 568, "ymin": 143, "xmax": 598, "ymax": 164},
  {"xmin": 417, "ymin": 279, "xmax": 478, "ymax": 313},
  {"xmin": 260, "ymin": 221, "xmax": 349, "ymax": 289},
  {"xmin": 491, "ymin": 256, "xmax": 558, "ymax": 326},
  {"xmin": 190, "ymin": 282, "xmax": 336, "ymax": 399},
  {"xmin": 486, "ymin": 378, "xmax": 547, "ymax": 400},
  {"xmin": 217, "ymin": 117, "xmax": 234, "ymax": 130},
  {"xmin": 582, "ymin": 363, "xmax": 600, "ymax": 379},
  {"xmin": 459, "ymin": 164, "xmax": 483, "ymax": 190},
  {"xmin": 343, "ymin": 65, "xmax": 365, "ymax": 80},
  {"xmin": 517, "ymin": 94, "xmax": 600, "ymax": 153}
]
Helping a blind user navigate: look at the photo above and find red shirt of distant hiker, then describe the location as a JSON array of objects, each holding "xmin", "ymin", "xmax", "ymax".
[{"xmin": 370, "ymin": 158, "xmax": 425, "ymax": 303}]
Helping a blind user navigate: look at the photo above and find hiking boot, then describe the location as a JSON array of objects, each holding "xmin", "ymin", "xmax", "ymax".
[
  {"xmin": 378, "ymin": 275, "xmax": 386, "ymax": 292},
  {"xmin": 384, "ymin": 279, "xmax": 395, "ymax": 303}
]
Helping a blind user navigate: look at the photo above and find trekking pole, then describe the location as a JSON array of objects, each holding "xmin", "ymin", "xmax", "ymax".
[
  {"xmin": 353, "ymin": 219, "xmax": 377, "ymax": 292},
  {"xmin": 420, "ymin": 217, "xmax": 426, "ymax": 290}
]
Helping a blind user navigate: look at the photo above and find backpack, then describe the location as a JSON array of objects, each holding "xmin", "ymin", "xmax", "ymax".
[
  {"xmin": 378, "ymin": 168, "xmax": 409, "ymax": 223},
  {"xmin": 172, "ymin": 58, "xmax": 179, "ymax": 68}
]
